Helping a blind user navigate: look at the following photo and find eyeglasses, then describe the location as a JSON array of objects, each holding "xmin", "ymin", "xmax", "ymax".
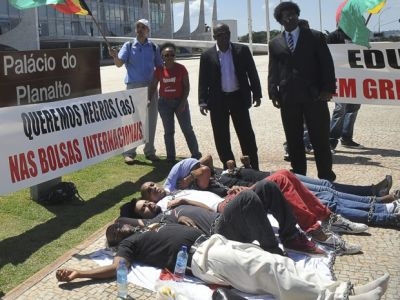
[{"xmin": 163, "ymin": 53, "xmax": 175, "ymax": 58}]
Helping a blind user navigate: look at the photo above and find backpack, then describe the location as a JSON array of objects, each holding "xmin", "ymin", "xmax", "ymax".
[{"xmin": 38, "ymin": 182, "xmax": 84, "ymax": 206}]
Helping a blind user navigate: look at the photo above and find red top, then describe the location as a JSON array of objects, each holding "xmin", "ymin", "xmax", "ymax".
[{"xmin": 155, "ymin": 62, "xmax": 188, "ymax": 99}]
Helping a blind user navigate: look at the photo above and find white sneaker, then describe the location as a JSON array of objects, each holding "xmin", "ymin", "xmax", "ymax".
[
  {"xmin": 322, "ymin": 214, "xmax": 368, "ymax": 234},
  {"xmin": 393, "ymin": 199, "xmax": 400, "ymax": 214},
  {"xmin": 314, "ymin": 232, "xmax": 362, "ymax": 255}
]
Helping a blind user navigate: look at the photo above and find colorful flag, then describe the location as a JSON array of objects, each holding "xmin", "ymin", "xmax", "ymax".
[
  {"xmin": 9, "ymin": 0, "xmax": 64, "ymax": 9},
  {"xmin": 53, "ymin": 0, "xmax": 92, "ymax": 16},
  {"xmin": 337, "ymin": 0, "xmax": 387, "ymax": 48}
]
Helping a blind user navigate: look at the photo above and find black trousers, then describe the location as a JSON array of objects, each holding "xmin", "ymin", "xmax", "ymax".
[
  {"xmin": 214, "ymin": 189, "xmax": 280, "ymax": 253},
  {"xmin": 251, "ymin": 180, "xmax": 298, "ymax": 242},
  {"xmin": 280, "ymin": 101, "xmax": 336, "ymax": 181},
  {"xmin": 209, "ymin": 92, "xmax": 259, "ymax": 170}
]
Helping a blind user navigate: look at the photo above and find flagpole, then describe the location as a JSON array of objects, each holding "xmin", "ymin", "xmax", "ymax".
[{"xmin": 89, "ymin": 14, "xmax": 111, "ymax": 48}]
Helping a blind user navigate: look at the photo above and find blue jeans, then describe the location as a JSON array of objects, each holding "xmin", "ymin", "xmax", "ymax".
[
  {"xmin": 309, "ymin": 188, "xmax": 394, "ymax": 226},
  {"xmin": 158, "ymin": 97, "xmax": 200, "ymax": 160},
  {"xmin": 295, "ymin": 174, "xmax": 374, "ymax": 196},
  {"xmin": 330, "ymin": 102, "xmax": 361, "ymax": 146}
]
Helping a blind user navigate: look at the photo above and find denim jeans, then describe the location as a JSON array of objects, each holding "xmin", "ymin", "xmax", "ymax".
[
  {"xmin": 158, "ymin": 97, "xmax": 200, "ymax": 160},
  {"xmin": 295, "ymin": 174, "xmax": 374, "ymax": 196},
  {"xmin": 330, "ymin": 102, "xmax": 361, "ymax": 146},
  {"xmin": 310, "ymin": 189, "xmax": 394, "ymax": 226}
]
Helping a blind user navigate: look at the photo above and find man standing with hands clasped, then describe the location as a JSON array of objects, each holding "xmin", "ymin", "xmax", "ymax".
[
  {"xmin": 198, "ymin": 23, "xmax": 262, "ymax": 170},
  {"xmin": 268, "ymin": 2, "xmax": 337, "ymax": 181},
  {"xmin": 109, "ymin": 19, "xmax": 163, "ymax": 165}
]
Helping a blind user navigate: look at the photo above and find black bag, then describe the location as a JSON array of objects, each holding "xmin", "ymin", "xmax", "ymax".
[
  {"xmin": 39, "ymin": 182, "xmax": 84, "ymax": 205},
  {"xmin": 212, "ymin": 288, "xmax": 246, "ymax": 300}
]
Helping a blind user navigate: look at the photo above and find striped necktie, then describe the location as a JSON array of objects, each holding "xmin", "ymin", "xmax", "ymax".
[{"xmin": 288, "ymin": 32, "xmax": 295, "ymax": 52}]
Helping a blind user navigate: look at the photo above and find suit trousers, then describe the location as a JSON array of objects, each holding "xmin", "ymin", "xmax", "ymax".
[
  {"xmin": 209, "ymin": 92, "xmax": 259, "ymax": 170},
  {"xmin": 191, "ymin": 234, "xmax": 349, "ymax": 299},
  {"xmin": 280, "ymin": 101, "xmax": 335, "ymax": 181}
]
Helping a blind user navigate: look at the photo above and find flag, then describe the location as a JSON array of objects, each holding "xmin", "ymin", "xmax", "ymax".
[
  {"xmin": 53, "ymin": 0, "xmax": 92, "ymax": 15},
  {"xmin": 337, "ymin": 0, "xmax": 387, "ymax": 48},
  {"xmin": 9, "ymin": 0, "xmax": 64, "ymax": 9}
]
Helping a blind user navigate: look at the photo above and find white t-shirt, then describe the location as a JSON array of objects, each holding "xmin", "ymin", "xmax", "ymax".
[{"xmin": 157, "ymin": 190, "xmax": 223, "ymax": 212}]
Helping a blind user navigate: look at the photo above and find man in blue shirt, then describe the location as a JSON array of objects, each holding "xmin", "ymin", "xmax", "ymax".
[{"xmin": 109, "ymin": 19, "xmax": 163, "ymax": 164}]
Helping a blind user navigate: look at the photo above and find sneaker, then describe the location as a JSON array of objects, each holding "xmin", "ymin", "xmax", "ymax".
[
  {"xmin": 322, "ymin": 214, "xmax": 368, "ymax": 234},
  {"xmin": 313, "ymin": 232, "xmax": 361, "ymax": 255},
  {"xmin": 393, "ymin": 199, "xmax": 400, "ymax": 214},
  {"xmin": 283, "ymin": 233, "xmax": 326, "ymax": 255},
  {"xmin": 145, "ymin": 154, "xmax": 161, "ymax": 162},
  {"xmin": 340, "ymin": 139, "xmax": 364, "ymax": 149},
  {"xmin": 124, "ymin": 155, "xmax": 136, "ymax": 165}
]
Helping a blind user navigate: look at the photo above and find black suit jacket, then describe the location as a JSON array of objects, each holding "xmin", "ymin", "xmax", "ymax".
[
  {"xmin": 268, "ymin": 28, "xmax": 336, "ymax": 104},
  {"xmin": 198, "ymin": 43, "xmax": 262, "ymax": 110}
]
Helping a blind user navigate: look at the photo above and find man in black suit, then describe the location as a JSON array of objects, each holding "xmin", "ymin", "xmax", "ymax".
[
  {"xmin": 198, "ymin": 23, "xmax": 262, "ymax": 170},
  {"xmin": 268, "ymin": 2, "xmax": 336, "ymax": 181}
]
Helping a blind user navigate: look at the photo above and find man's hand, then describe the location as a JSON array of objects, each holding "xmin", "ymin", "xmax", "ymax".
[
  {"xmin": 200, "ymin": 104, "xmax": 208, "ymax": 116},
  {"xmin": 108, "ymin": 47, "xmax": 118, "ymax": 58},
  {"xmin": 253, "ymin": 98, "xmax": 261, "ymax": 107},
  {"xmin": 178, "ymin": 176, "xmax": 193, "ymax": 189},
  {"xmin": 318, "ymin": 91, "xmax": 333, "ymax": 101},
  {"xmin": 167, "ymin": 198, "xmax": 187, "ymax": 209},
  {"xmin": 56, "ymin": 269, "xmax": 78, "ymax": 282},
  {"xmin": 271, "ymin": 97, "xmax": 281, "ymax": 109},
  {"xmin": 227, "ymin": 186, "xmax": 249, "ymax": 196},
  {"xmin": 177, "ymin": 216, "xmax": 198, "ymax": 228}
]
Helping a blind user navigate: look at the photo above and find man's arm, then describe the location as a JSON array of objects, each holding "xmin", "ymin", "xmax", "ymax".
[
  {"xmin": 56, "ymin": 256, "xmax": 127, "ymax": 282},
  {"xmin": 267, "ymin": 43, "xmax": 282, "ymax": 109},
  {"xmin": 242, "ymin": 45, "xmax": 262, "ymax": 106},
  {"xmin": 108, "ymin": 47, "xmax": 124, "ymax": 68},
  {"xmin": 167, "ymin": 198, "xmax": 212, "ymax": 211}
]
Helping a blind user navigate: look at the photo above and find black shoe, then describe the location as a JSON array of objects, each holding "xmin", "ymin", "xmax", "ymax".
[{"xmin": 340, "ymin": 139, "xmax": 364, "ymax": 149}]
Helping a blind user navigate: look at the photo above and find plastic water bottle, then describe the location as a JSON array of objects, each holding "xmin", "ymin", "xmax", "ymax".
[
  {"xmin": 116, "ymin": 258, "xmax": 128, "ymax": 299},
  {"xmin": 173, "ymin": 245, "xmax": 188, "ymax": 282}
]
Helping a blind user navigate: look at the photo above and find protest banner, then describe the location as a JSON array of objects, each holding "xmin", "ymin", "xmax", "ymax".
[
  {"xmin": 329, "ymin": 42, "xmax": 400, "ymax": 105},
  {"xmin": 0, "ymin": 88, "xmax": 147, "ymax": 195}
]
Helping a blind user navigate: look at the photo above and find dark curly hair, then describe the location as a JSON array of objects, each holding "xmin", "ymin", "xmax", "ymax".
[
  {"xmin": 160, "ymin": 42, "xmax": 176, "ymax": 53},
  {"xmin": 273, "ymin": 2, "xmax": 301, "ymax": 23}
]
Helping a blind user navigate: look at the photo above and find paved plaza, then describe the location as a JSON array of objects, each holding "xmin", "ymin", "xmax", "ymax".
[{"xmin": 4, "ymin": 55, "xmax": 400, "ymax": 299}]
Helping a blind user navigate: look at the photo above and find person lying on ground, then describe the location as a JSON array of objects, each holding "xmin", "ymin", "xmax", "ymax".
[
  {"xmin": 139, "ymin": 179, "xmax": 362, "ymax": 255},
  {"xmin": 56, "ymin": 222, "xmax": 390, "ymax": 300},
  {"xmin": 164, "ymin": 157, "xmax": 400, "ymax": 230},
  {"xmin": 135, "ymin": 182, "xmax": 325, "ymax": 255},
  {"xmin": 164, "ymin": 155, "xmax": 394, "ymax": 201}
]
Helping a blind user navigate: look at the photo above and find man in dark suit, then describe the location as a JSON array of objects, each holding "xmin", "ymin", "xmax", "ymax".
[
  {"xmin": 198, "ymin": 23, "xmax": 262, "ymax": 170},
  {"xmin": 268, "ymin": 2, "xmax": 337, "ymax": 181}
]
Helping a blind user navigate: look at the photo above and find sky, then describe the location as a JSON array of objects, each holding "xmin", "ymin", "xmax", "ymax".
[{"xmin": 173, "ymin": 0, "xmax": 400, "ymax": 37}]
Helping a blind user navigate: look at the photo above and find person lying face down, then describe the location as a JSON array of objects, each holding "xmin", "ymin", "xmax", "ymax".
[{"xmin": 56, "ymin": 220, "xmax": 390, "ymax": 300}]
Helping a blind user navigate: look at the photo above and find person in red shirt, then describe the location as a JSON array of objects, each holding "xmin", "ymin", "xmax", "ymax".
[{"xmin": 148, "ymin": 42, "xmax": 201, "ymax": 163}]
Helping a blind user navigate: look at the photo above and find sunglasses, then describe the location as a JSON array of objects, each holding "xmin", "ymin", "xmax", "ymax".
[{"xmin": 163, "ymin": 53, "xmax": 175, "ymax": 58}]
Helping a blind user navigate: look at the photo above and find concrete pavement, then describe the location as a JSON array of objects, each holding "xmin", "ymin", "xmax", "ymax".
[{"xmin": 4, "ymin": 55, "xmax": 400, "ymax": 299}]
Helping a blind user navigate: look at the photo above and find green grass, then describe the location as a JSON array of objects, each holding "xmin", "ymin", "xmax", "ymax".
[{"xmin": 0, "ymin": 155, "xmax": 171, "ymax": 296}]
